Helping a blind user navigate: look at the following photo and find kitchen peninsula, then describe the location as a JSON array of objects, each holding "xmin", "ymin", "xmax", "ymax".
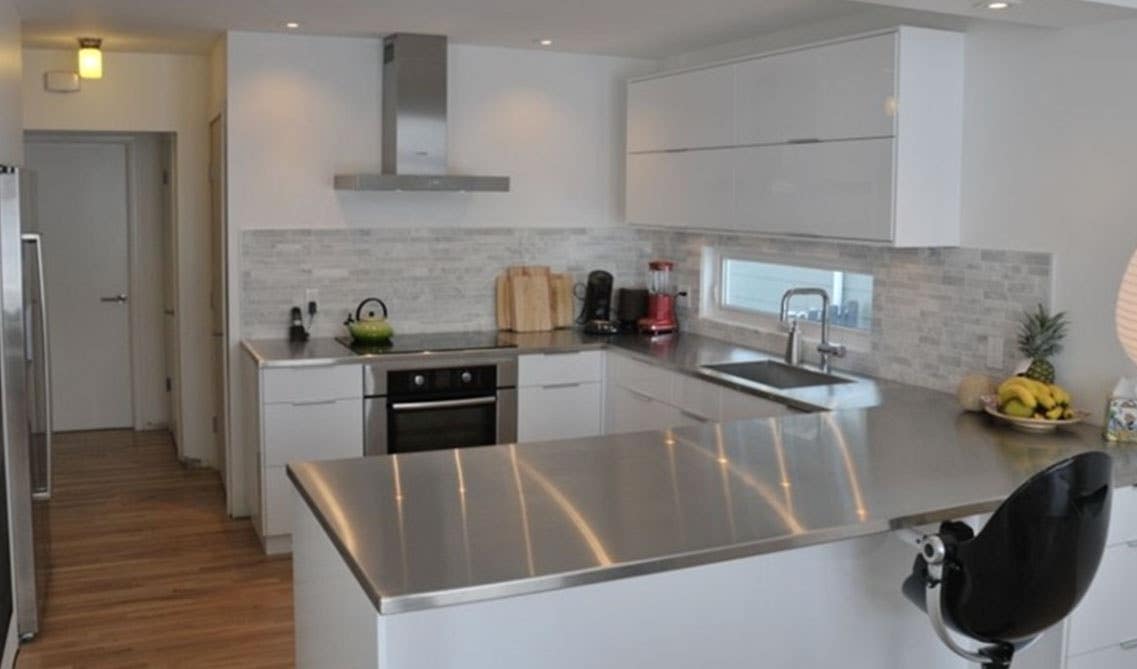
[{"xmin": 280, "ymin": 334, "xmax": 1137, "ymax": 668}]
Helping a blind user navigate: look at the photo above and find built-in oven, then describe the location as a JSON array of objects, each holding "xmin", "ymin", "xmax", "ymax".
[{"xmin": 363, "ymin": 351, "xmax": 517, "ymax": 456}]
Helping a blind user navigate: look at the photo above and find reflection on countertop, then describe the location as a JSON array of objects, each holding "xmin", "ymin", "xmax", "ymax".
[{"xmin": 289, "ymin": 401, "xmax": 1128, "ymax": 616}]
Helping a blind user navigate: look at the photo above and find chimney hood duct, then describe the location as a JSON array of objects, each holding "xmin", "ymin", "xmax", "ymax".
[{"xmin": 334, "ymin": 33, "xmax": 510, "ymax": 192}]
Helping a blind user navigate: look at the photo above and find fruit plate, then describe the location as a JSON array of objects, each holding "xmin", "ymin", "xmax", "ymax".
[{"xmin": 980, "ymin": 395, "xmax": 1089, "ymax": 433}]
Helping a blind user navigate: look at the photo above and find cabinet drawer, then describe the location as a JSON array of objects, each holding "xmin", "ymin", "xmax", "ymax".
[
  {"xmin": 519, "ymin": 351, "xmax": 604, "ymax": 387},
  {"xmin": 518, "ymin": 383, "xmax": 603, "ymax": 442},
  {"xmin": 1107, "ymin": 485, "xmax": 1137, "ymax": 547},
  {"xmin": 608, "ymin": 354, "xmax": 674, "ymax": 402},
  {"xmin": 263, "ymin": 398, "xmax": 363, "ymax": 467},
  {"xmin": 671, "ymin": 375, "xmax": 720, "ymax": 423},
  {"xmin": 1067, "ymin": 542, "xmax": 1137, "ymax": 655},
  {"xmin": 719, "ymin": 388, "xmax": 795, "ymax": 422},
  {"xmin": 1067, "ymin": 641, "xmax": 1137, "ymax": 669},
  {"xmin": 262, "ymin": 365, "xmax": 361, "ymax": 404},
  {"xmin": 263, "ymin": 466, "xmax": 294, "ymax": 537}
]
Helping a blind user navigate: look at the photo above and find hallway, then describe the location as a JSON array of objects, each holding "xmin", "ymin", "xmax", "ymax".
[{"xmin": 16, "ymin": 430, "xmax": 293, "ymax": 668}]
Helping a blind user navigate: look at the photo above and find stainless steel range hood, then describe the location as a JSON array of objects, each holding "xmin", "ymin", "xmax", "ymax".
[{"xmin": 334, "ymin": 33, "xmax": 510, "ymax": 193}]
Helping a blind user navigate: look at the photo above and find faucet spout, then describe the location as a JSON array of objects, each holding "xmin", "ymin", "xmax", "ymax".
[{"xmin": 779, "ymin": 287, "xmax": 847, "ymax": 373}]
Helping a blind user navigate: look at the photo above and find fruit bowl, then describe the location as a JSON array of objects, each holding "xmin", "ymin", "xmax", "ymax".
[{"xmin": 980, "ymin": 395, "xmax": 1089, "ymax": 433}]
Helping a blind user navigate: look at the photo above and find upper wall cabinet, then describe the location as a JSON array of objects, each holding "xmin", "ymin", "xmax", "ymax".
[
  {"xmin": 625, "ymin": 27, "xmax": 964, "ymax": 247},
  {"xmin": 627, "ymin": 66, "xmax": 735, "ymax": 152},
  {"xmin": 733, "ymin": 34, "xmax": 896, "ymax": 145}
]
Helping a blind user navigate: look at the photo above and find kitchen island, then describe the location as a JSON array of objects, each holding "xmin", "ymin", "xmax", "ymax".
[{"xmin": 288, "ymin": 390, "xmax": 1136, "ymax": 668}]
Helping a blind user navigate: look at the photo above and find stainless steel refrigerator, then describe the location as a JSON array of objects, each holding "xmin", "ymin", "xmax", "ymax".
[{"xmin": 0, "ymin": 165, "xmax": 52, "ymax": 663}]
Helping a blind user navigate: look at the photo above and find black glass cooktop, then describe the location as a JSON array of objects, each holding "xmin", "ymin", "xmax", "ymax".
[{"xmin": 335, "ymin": 332, "xmax": 517, "ymax": 356}]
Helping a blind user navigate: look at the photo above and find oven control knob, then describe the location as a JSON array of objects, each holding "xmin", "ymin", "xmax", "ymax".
[
  {"xmin": 461, "ymin": 371, "xmax": 473, "ymax": 384},
  {"xmin": 413, "ymin": 374, "xmax": 426, "ymax": 387}
]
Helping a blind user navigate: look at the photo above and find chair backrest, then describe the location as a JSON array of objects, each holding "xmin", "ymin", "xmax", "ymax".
[{"xmin": 943, "ymin": 451, "xmax": 1112, "ymax": 644}]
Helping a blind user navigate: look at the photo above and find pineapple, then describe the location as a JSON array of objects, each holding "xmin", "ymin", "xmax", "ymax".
[{"xmin": 1017, "ymin": 304, "xmax": 1068, "ymax": 384}]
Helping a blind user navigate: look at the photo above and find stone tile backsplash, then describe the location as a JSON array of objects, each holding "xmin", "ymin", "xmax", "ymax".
[
  {"xmin": 641, "ymin": 230, "xmax": 1052, "ymax": 392},
  {"xmin": 241, "ymin": 227, "xmax": 652, "ymax": 339},
  {"xmin": 242, "ymin": 226, "xmax": 1051, "ymax": 394}
]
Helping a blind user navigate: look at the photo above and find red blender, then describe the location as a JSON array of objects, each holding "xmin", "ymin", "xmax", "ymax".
[{"xmin": 638, "ymin": 260, "xmax": 679, "ymax": 335}]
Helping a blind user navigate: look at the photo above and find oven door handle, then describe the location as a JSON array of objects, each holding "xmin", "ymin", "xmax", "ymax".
[{"xmin": 389, "ymin": 396, "xmax": 497, "ymax": 411}]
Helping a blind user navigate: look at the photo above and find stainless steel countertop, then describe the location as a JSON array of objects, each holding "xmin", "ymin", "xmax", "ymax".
[
  {"xmin": 243, "ymin": 331, "xmax": 881, "ymax": 411},
  {"xmin": 289, "ymin": 404, "xmax": 1131, "ymax": 616}
]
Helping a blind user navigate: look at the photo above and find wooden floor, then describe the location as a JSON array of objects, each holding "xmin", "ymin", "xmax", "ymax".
[{"xmin": 16, "ymin": 430, "xmax": 294, "ymax": 668}]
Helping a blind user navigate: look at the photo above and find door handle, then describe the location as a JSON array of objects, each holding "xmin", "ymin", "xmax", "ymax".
[{"xmin": 100, "ymin": 294, "xmax": 128, "ymax": 303}]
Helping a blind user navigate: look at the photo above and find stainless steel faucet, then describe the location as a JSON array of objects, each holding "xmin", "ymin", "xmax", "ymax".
[{"xmin": 779, "ymin": 288, "xmax": 847, "ymax": 373}]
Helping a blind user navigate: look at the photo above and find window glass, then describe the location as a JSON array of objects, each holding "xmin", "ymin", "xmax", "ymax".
[{"xmin": 721, "ymin": 257, "xmax": 873, "ymax": 331}]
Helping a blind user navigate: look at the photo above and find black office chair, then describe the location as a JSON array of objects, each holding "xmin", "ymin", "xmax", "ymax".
[{"xmin": 902, "ymin": 451, "xmax": 1112, "ymax": 669}]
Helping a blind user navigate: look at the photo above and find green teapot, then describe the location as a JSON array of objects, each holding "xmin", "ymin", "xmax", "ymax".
[{"xmin": 344, "ymin": 297, "xmax": 393, "ymax": 344}]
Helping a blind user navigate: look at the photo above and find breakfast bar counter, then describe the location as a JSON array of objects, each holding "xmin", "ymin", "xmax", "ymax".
[{"xmin": 287, "ymin": 391, "xmax": 1134, "ymax": 668}]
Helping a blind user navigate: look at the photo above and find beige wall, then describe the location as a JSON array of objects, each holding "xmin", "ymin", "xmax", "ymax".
[
  {"xmin": 22, "ymin": 48, "xmax": 216, "ymax": 465},
  {"xmin": 0, "ymin": 0, "xmax": 20, "ymax": 165}
]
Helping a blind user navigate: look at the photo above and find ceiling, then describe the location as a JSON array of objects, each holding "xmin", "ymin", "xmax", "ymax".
[{"xmin": 15, "ymin": 0, "xmax": 1137, "ymax": 57}]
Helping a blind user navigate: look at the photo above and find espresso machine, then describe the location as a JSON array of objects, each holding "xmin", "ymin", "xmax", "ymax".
[{"xmin": 637, "ymin": 260, "xmax": 679, "ymax": 335}]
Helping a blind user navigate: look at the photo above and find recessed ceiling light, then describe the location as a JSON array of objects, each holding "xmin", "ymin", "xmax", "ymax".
[
  {"xmin": 974, "ymin": 0, "xmax": 1018, "ymax": 9},
  {"xmin": 534, "ymin": 38, "xmax": 553, "ymax": 47},
  {"xmin": 285, "ymin": 21, "xmax": 300, "ymax": 29},
  {"xmin": 987, "ymin": 2, "xmax": 1010, "ymax": 8}
]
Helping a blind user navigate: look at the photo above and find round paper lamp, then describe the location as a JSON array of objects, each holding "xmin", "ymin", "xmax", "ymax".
[{"xmin": 1119, "ymin": 247, "xmax": 1137, "ymax": 364}]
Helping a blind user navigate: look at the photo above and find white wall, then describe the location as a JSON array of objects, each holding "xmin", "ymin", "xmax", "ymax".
[
  {"xmin": 0, "ymin": 0, "xmax": 20, "ymax": 165},
  {"xmin": 959, "ymin": 20, "xmax": 1137, "ymax": 414},
  {"xmin": 226, "ymin": 32, "xmax": 655, "ymax": 230},
  {"xmin": 663, "ymin": 15, "xmax": 1137, "ymax": 414},
  {"xmin": 22, "ymin": 49, "xmax": 216, "ymax": 464}
]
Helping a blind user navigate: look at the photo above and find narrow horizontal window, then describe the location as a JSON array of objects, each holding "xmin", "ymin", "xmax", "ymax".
[{"xmin": 719, "ymin": 257, "xmax": 873, "ymax": 331}]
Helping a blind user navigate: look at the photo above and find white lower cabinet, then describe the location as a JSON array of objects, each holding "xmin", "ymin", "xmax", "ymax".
[
  {"xmin": 1061, "ymin": 485, "xmax": 1137, "ymax": 667},
  {"xmin": 519, "ymin": 383, "xmax": 603, "ymax": 442},
  {"xmin": 605, "ymin": 352, "xmax": 797, "ymax": 435},
  {"xmin": 244, "ymin": 354, "xmax": 364, "ymax": 555},
  {"xmin": 517, "ymin": 352, "xmax": 606, "ymax": 442}
]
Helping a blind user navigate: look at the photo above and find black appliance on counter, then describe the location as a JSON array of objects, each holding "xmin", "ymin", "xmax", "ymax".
[
  {"xmin": 579, "ymin": 270, "xmax": 618, "ymax": 335},
  {"xmin": 355, "ymin": 336, "xmax": 518, "ymax": 455},
  {"xmin": 616, "ymin": 288, "xmax": 648, "ymax": 332}
]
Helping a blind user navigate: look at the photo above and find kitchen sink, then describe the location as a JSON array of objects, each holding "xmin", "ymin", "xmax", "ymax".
[{"xmin": 701, "ymin": 360, "xmax": 854, "ymax": 390}]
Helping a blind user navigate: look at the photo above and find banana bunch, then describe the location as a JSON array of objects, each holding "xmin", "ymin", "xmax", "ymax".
[{"xmin": 997, "ymin": 376, "xmax": 1075, "ymax": 420}]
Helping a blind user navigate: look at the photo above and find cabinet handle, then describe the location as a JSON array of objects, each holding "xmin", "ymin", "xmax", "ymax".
[
  {"xmin": 1125, "ymin": 539, "xmax": 1137, "ymax": 549},
  {"xmin": 289, "ymin": 399, "xmax": 339, "ymax": 407},
  {"xmin": 628, "ymin": 389, "xmax": 654, "ymax": 402},
  {"xmin": 787, "ymin": 137, "xmax": 821, "ymax": 144},
  {"xmin": 1121, "ymin": 638, "xmax": 1137, "ymax": 651},
  {"xmin": 543, "ymin": 382, "xmax": 582, "ymax": 390},
  {"xmin": 680, "ymin": 409, "xmax": 711, "ymax": 423}
]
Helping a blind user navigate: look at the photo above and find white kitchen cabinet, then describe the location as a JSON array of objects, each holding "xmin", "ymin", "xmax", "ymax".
[
  {"xmin": 244, "ymin": 356, "xmax": 364, "ymax": 555},
  {"xmin": 606, "ymin": 352, "xmax": 796, "ymax": 435},
  {"xmin": 1056, "ymin": 485, "xmax": 1137, "ymax": 667},
  {"xmin": 626, "ymin": 150, "xmax": 734, "ymax": 231},
  {"xmin": 517, "ymin": 352, "xmax": 605, "ymax": 442},
  {"xmin": 607, "ymin": 384, "xmax": 689, "ymax": 435},
  {"xmin": 519, "ymin": 383, "xmax": 603, "ymax": 442},
  {"xmin": 733, "ymin": 33, "xmax": 896, "ymax": 146},
  {"xmin": 627, "ymin": 65, "xmax": 734, "ymax": 153},
  {"xmin": 733, "ymin": 138, "xmax": 894, "ymax": 242},
  {"xmin": 625, "ymin": 26, "xmax": 963, "ymax": 247}
]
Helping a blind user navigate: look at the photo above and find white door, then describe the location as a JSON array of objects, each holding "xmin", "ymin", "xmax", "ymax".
[{"xmin": 25, "ymin": 141, "xmax": 133, "ymax": 431}]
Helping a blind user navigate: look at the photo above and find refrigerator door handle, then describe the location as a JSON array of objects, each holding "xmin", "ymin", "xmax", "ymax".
[{"xmin": 22, "ymin": 233, "xmax": 51, "ymax": 500}]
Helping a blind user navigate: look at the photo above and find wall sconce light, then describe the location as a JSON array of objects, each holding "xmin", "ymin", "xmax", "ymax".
[{"xmin": 77, "ymin": 37, "xmax": 103, "ymax": 80}]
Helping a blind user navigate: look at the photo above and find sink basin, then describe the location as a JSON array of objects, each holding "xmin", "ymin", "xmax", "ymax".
[{"xmin": 702, "ymin": 360, "xmax": 854, "ymax": 390}]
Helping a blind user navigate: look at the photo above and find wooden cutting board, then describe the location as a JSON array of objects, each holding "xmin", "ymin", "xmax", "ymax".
[
  {"xmin": 510, "ymin": 273, "xmax": 552, "ymax": 332},
  {"xmin": 550, "ymin": 273, "xmax": 575, "ymax": 329},
  {"xmin": 495, "ymin": 274, "xmax": 513, "ymax": 331}
]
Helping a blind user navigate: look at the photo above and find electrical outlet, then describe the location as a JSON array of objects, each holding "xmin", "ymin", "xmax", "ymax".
[{"xmin": 986, "ymin": 335, "xmax": 1004, "ymax": 370}]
